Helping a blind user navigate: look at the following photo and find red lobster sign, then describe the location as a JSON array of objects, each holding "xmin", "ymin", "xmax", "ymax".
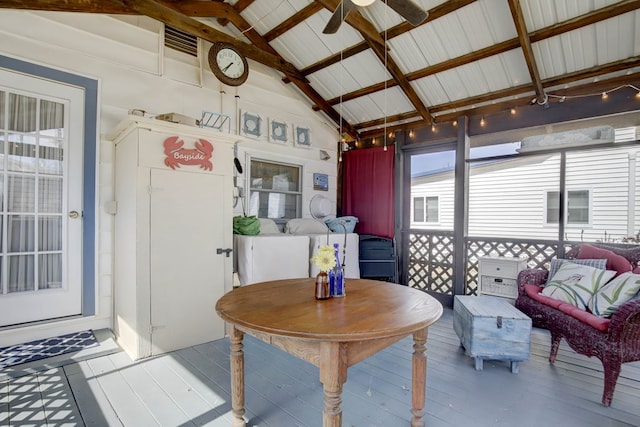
[{"xmin": 163, "ymin": 136, "xmax": 214, "ymax": 171}]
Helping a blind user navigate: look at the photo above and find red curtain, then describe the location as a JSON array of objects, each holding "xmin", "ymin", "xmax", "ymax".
[{"xmin": 342, "ymin": 146, "xmax": 394, "ymax": 238}]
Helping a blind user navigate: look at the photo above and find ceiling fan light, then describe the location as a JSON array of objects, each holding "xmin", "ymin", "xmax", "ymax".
[{"xmin": 351, "ymin": 0, "xmax": 376, "ymax": 6}]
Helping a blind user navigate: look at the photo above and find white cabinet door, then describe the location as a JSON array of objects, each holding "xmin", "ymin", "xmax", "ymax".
[{"xmin": 149, "ymin": 168, "xmax": 227, "ymax": 355}]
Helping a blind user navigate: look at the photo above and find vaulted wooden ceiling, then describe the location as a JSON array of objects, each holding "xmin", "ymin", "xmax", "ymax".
[{"xmin": 3, "ymin": 0, "xmax": 640, "ymax": 143}]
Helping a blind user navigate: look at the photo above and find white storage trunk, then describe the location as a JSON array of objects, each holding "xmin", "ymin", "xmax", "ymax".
[{"xmin": 453, "ymin": 295, "xmax": 532, "ymax": 373}]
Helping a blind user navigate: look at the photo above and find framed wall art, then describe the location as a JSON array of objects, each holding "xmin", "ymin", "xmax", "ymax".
[
  {"xmin": 268, "ymin": 118, "xmax": 289, "ymax": 144},
  {"xmin": 240, "ymin": 110, "xmax": 262, "ymax": 139},
  {"xmin": 294, "ymin": 125, "xmax": 311, "ymax": 148}
]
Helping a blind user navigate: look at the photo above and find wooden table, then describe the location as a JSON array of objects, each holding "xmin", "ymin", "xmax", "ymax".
[{"xmin": 215, "ymin": 278, "xmax": 443, "ymax": 427}]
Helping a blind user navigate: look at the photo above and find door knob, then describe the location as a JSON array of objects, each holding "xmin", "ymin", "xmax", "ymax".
[{"xmin": 68, "ymin": 211, "xmax": 80, "ymax": 219}]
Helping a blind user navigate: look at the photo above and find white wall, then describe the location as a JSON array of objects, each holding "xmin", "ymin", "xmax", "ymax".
[{"xmin": 0, "ymin": 10, "xmax": 339, "ymax": 342}]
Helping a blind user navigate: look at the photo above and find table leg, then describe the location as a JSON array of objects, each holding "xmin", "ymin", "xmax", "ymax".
[
  {"xmin": 319, "ymin": 342, "xmax": 347, "ymax": 427},
  {"xmin": 229, "ymin": 325, "xmax": 246, "ymax": 427},
  {"xmin": 411, "ymin": 328, "xmax": 428, "ymax": 427}
]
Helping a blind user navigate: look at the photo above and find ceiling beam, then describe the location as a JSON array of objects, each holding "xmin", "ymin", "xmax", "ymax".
[
  {"xmin": 212, "ymin": 2, "xmax": 359, "ymax": 137},
  {"xmin": 314, "ymin": 0, "xmax": 432, "ymax": 123},
  {"xmin": 507, "ymin": 0, "xmax": 546, "ymax": 105},
  {"xmin": 217, "ymin": 0, "xmax": 255, "ymax": 27},
  {"xmin": 102, "ymin": 0, "xmax": 305, "ymax": 79},
  {"xmin": 301, "ymin": 0, "xmax": 477, "ymax": 76},
  {"xmin": 314, "ymin": 0, "xmax": 386, "ymax": 47},
  {"xmin": 0, "ymin": 0, "xmax": 132, "ymax": 13},
  {"xmin": 264, "ymin": 2, "xmax": 323, "ymax": 42},
  {"xmin": 358, "ymin": 65, "xmax": 640, "ymax": 137},
  {"xmin": 331, "ymin": 1, "xmax": 640, "ymax": 110}
]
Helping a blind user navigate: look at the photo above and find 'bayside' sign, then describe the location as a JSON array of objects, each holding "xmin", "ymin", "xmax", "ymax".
[{"xmin": 163, "ymin": 136, "xmax": 214, "ymax": 170}]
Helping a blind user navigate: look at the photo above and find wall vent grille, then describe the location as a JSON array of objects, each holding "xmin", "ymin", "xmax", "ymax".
[{"xmin": 164, "ymin": 25, "xmax": 198, "ymax": 57}]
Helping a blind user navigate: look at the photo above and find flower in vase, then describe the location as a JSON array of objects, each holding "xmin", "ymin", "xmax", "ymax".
[{"xmin": 311, "ymin": 245, "xmax": 336, "ymax": 273}]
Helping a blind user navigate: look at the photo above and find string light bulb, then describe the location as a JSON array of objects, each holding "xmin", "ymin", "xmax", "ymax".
[
  {"xmin": 480, "ymin": 117, "xmax": 486, "ymax": 127},
  {"xmin": 510, "ymin": 107, "xmax": 517, "ymax": 115},
  {"xmin": 452, "ymin": 120, "xmax": 457, "ymax": 127},
  {"xmin": 601, "ymin": 91, "xmax": 609, "ymax": 100}
]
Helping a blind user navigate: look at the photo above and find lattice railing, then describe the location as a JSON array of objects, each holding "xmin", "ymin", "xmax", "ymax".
[
  {"xmin": 465, "ymin": 238, "xmax": 560, "ymax": 295},
  {"xmin": 407, "ymin": 231, "xmax": 455, "ymax": 295},
  {"xmin": 405, "ymin": 231, "xmax": 584, "ymax": 296}
]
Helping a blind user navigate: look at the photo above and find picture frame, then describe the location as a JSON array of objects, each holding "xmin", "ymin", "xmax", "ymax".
[
  {"xmin": 240, "ymin": 110, "xmax": 262, "ymax": 139},
  {"xmin": 268, "ymin": 118, "xmax": 289, "ymax": 144},
  {"xmin": 294, "ymin": 124, "xmax": 311, "ymax": 148},
  {"xmin": 313, "ymin": 173, "xmax": 329, "ymax": 191}
]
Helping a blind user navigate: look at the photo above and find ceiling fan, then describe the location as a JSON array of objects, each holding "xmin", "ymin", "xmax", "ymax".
[{"xmin": 323, "ymin": 0, "xmax": 428, "ymax": 34}]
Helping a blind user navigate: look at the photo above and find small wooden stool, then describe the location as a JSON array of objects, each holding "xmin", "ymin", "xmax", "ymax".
[{"xmin": 453, "ymin": 295, "xmax": 532, "ymax": 373}]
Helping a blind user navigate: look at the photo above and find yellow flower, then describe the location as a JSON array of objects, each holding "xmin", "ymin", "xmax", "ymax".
[{"xmin": 311, "ymin": 245, "xmax": 336, "ymax": 273}]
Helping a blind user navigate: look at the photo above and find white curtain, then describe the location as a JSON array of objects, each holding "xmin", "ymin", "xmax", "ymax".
[{"xmin": 2, "ymin": 92, "xmax": 64, "ymax": 293}]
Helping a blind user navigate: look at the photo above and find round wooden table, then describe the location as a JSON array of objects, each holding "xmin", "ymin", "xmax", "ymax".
[{"xmin": 215, "ymin": 278, "xmax": 443, "ymax": 427}]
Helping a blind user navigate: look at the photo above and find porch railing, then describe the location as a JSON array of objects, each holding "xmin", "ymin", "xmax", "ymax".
[{"xmin": 404, "ymin": 230, "xmax": 627, "ymax": 296}]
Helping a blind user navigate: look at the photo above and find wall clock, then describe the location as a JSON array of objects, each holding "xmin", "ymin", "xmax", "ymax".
[{"xmin": 208, "ymin": 42, "xmax": 249, "ymax": 86}]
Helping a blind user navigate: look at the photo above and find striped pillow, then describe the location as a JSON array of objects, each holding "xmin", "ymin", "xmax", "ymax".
[
  {"xmin": 546, "ymin": 258, "xmax": 607, "ymax": 286},
  {"xmin": 588, "ymin": 272, "xmax": 640, "ymax": 317}
]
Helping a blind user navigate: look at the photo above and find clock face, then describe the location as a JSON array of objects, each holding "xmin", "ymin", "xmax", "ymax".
[
  {"xmin": 216, "ymin": 48, "xmax": 245, "ymax": 79},
  {"xmin": 208, "ymin": 43, "xmax": 249, "ymax": 86}
]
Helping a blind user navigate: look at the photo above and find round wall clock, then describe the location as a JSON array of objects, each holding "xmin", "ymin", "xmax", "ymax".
[{"xmin": 208, "ymin": 42, "xmax": 249, "ymax": 86}]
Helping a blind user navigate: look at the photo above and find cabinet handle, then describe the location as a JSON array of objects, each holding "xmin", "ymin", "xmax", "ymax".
[{"xmin": 217, "ymin": 248, "xmax": 233, "ymax": 257}]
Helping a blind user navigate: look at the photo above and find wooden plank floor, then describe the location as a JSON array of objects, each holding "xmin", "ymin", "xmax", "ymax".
[{"xmin": 2, "ymin": 308, "xmax": 639, "ymax": 426}]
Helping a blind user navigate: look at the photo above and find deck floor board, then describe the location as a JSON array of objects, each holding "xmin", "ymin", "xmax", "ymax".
[{"xmin": 2, "ymin": 307, "xmax": 640, "ymax": 426}]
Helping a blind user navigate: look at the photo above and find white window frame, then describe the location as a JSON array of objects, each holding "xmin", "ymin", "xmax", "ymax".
[
  {"xmin": 545, "ymin": 189, "xmax": 592, "ymax": 226},
  {"xmin": 247, "ymin": 156, "xmax": 302, "ymax": 225},
  {"xmin": 412, "ymin": 195, "xmax": 439, "ymax": 224}
]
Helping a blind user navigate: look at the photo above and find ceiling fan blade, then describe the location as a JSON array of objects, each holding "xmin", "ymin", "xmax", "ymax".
[
  {"xmin": 323, "ymin": 0, "xmax": 358, "ymax": 34},
  {"xmin": 386, "ymin": 0, "xmax": 428, "ymax": 27}
]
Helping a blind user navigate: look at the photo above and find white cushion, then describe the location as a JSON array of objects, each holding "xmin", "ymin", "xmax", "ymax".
[
  {"xmin": 234, "ymin": 234, "xmax": 310, "ymax": 285},
  {"xmin": 284, "ymin": 218, "xmax": 328, "ymax": 234},
  {"xmin": 541, "ymin": 262, "xmax": 615, "ymax": 309},
  {"xmin": 258, "ymin": 218, "xmax": 281, "ymax": 234},
  {"xmin": 588, "ymin": 272, "xmax": 640, "ymax": 317}
]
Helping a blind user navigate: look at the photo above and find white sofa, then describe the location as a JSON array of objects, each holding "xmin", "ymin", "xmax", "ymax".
[{"xmin": 234, "ymin": 218, "xmax": 360, "ymax": 286}]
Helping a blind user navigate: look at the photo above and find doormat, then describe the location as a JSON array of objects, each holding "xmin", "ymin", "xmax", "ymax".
[{"xmin": 0, "ymin": 330, "xmax": 98, "ymax": 369}]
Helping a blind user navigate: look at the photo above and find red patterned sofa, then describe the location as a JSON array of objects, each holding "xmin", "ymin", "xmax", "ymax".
[{"xmin": 515, "ymin": 243, "xmax": 640, "ymax": 406}]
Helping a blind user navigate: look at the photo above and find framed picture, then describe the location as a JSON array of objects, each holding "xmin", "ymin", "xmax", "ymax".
[
  {"xmin": 313, "ymin": 173, "xmax": 329, "ymax": 191},
  {"xmin": 240, "ymin": 110, "xmax": 262, "ymax": 139},
  {"xmin": 269, "ymin": 118, "xmax": 289, "ymax": 144},
  {"xmin": 294, "ymin": 125, "xmax": 311, "ymax": 148}
]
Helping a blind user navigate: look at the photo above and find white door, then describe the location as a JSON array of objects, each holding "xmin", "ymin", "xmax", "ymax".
[
  {"xmin": 0, "ymin": 69, "xmax": 84, "ymax": 327},
  {"xmin": 149, "ymin": 168, "xmax": 226, "ymax": 354}
]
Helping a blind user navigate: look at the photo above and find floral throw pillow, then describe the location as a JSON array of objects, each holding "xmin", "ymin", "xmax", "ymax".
[
  {"xmin": 545, "ymin": 258, "xmax": 607, "ymax": 286},
  {"xmin": 588, "ymin": 272, "xmax": 640, "ymax": 317},
  {"xmin": 541, "ymin": 262, "xmax": 615, "ymax": 309}
]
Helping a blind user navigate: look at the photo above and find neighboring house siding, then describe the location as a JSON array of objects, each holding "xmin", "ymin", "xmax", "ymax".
[
  {"xmin": 413, "ymin": 147, "xmax": 639, "ymax": 242},
  {"xmin": 468, "ymin": 155, "xmax": 560, "ymax": 240},
  {"xmin": 566, "ymin": 148, "xmax": 632, "ymax": 241},
  {"xmin": 411, "ymin": 174, "xmax": 455, "ymax": 230}
]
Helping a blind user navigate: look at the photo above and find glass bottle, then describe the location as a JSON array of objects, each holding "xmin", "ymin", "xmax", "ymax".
[
  {"xmin": 330, "ymin": 243, "xmax": 346, "ymax": 297},
  {"xmin": 315, "ymin": 271, "xmax": 330, "ymax": 300}
]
